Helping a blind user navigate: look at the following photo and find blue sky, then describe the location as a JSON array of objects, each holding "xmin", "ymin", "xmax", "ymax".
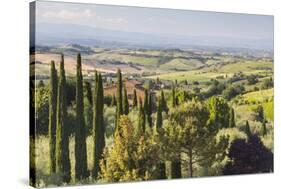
[{"xmin": 35, "ymin": 0, "xmax": 273, "ymax": 48}]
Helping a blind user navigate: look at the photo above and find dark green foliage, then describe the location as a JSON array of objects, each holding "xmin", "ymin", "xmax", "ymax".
[
  {"xmin": 204, "ymin": 80, "xmax": 226, "ymax": 98},
  {"xmin": 75, "ymin": 53, "xmax": 89, "ymax": 180},
  {"xmin": 147, "ymin": 92, "xmax": 153, "ymax": 127},
  {"xmin": 262, "ymin": 120, "xmax": 267, "ymax": 136},
  {"xmin": 247, "ymin": 74, "xmax": 258, "ymax": 85},
  {"xmin": 38, "ymin": 80, "xmax": 45, "ymax": 88},
  {"xmin": 65, "ymin": 80, "xmax": 76, "ymax": 107},
  {"xmin": 35, "ymin": 86, "xmax": 49, "ymax": 135},
  {"xmin": 115, "ymin": 69, "xmax": 123, "ymax": 130},
  {"xmin": 143, "ymin": 89, "xmax": 148, "ymax": 114},
  {"xmin": 223, "ymin": 135, "xmax": 273, "ymax": 175},
  {"xmin": 56, "ymin": 54, "xmax": 71, "ymax": 183},
  {"xmin": 261, "ymin": 77, "xmax": 273, "ymax": 89},
  {"xmin": 172, "ymin": 85, "xmax": 177, "ymax": 107},
  {"xmin": 123, "ymin": 87, "xmax": 129, "ymax": 115},
  {"xmin": 229, "ymin": 108, "xmax": 236, "ymax": 128},
  {"xmin": 92, "ymin": 72, "xmax": 105, "ymax": 179},
  {"xmin": 222, "ymin": 84, "xmax": 245, "ymax": 100},
  {"xmin": 49, "ymin": 61, "xmax": 58, "ymax": 174},
  {"xmin": 160, "ymin": 90, "xmax": 168, "ymax": 113},
  {"xmin": 137, "ymin": 98, "xmax": 146, "ymax": 134},
  {"xmin": 84, "ymin": 81, "xmax": 93, "ymax": 136},
  {"xmin": 254, "ymin": 105, "xmax": 264, "ymax": 122},
  {"xmin": 156, "ymin": 98, "xmax": 163, "ymax": 130},
  {"xmin": 111, "ymin": 94, "xmax": 116, "ymax": 106},
  {"xmin": 171, "ymin": 161, "xmax": 181, "ymax": 178},
  {"xmin": 245, "ymin": 121, "xmax": 251, "ymax": 137},
  {"xmin": 155, "ymin": 98, "xmax": 166, "ymax": 179},
  {"xmin": 132, "ymin": 89, "xmax": 138, "ymax": 108}
]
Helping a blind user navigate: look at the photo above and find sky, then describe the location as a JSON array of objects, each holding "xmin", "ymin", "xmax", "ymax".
[{"xmin": 35, "ymin": 0, "xmax": 274, "ymax": 48}]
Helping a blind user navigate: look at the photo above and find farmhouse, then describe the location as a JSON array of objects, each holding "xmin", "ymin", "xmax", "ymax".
[{"xmin": 104, "ymin": 79, "xmax": 156, "ymax": 106}]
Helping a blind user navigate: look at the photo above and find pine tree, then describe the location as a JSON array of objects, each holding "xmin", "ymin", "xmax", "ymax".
[
  {"xmin": 115, "ymin": 69, "xmax": 123, "ymax": 131},
  {"xmin": 229, "ymin": 108, "xmax": 236, "ymax": 128},
  {"xmin": 56, "ymin": 54, "xmax": 71, "ymax": 183},
  {"xmin": 262, "ymin": 120, "xmax": 267, "ymax": 136},
  {"xmin": 132, "ymin": 89, "xmax": 138, "ymax": 108},
  {"xmin": 123, "ymin": 87, "xmax": 129, "ymax": 115},
  {"xmin": 92, "ymin": 72, "xmax": 105, "ymax": 179},
  {"xmin": 111, "ymin": 94, "xmax": 116, "ymax": 106},
  {"xmin": 245, "ymin": 121, "xmax": 251, "ymax": 137},
  {"xmin": 75, "ymin": 53, "xmax": 89, "ymax": 180},
  {"xmin": 137, "ymin": 98, "xmax": 146, "ymax": 134},
  {"xmin": 49, "ymin": 60, "xmax": 57, "ymax": 174}
]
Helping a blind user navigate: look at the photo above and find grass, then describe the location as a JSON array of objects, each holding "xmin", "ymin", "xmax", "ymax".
[
  {"xmin": 242, "ymin": 89, "xmax": 273, "ymax": 103},
  {"xmin": 219, "ymin": 60, "xmax": 273, "ymax": 73}
]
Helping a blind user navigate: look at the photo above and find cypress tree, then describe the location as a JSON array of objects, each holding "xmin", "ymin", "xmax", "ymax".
[
  {"xmin": 147, "ymin": 92, "xmax": 152, "ymax": 127},
  {"xmin": 123, "ymin": 87, "xmax": 129, "ymax": 115},
  {"xmin": 49, "ymin": 60, "xmax": 57, "ymax": 174},
  {"xmin": 75, "ymin": 53, "xmax": 89, "ymax": 180},
  {"xmin": 137, "ymin": 98, "xmax": 146, "ymax": 134},
  {"xmin": 111, "ymin": 94, "xmax": 116, "ymax": 106},
  {"xmin": 262, "ymin": 120, "xmax": 267, "ymax": 136},
  {"xmin": 84, "ymin": 81, "xmax": 93, "ymax": 136},
  {"xmin": 115, "ymin": 69, "xmax": 123, "ymax": 131},
  {"xmin": 156, "ymin": 98, "xmax": 162, "ymax": 130},
  {"xmin": 170, "ymin": 86, "xmax": 181, "ymax": 179},
  {"xmin": 143, "ymin": 89, "xmax": 148, "ymax": 114},
  {"xmin": 172, "ymin": 85, "xmax": 177, "ymax": 107},
  {"xmin": 92, "ymin": 73, "xmax": 105, "ymax": 179},
  {"xmin": 245, "ymin": 121, "xmax": 251, "ymax": 137},
  {"xmin": 155, "ymin": 98, "xmax": 166, "ymax": 179},
  {"xmin": 161, "ymin": 90, "xmax": 168, "ymax": 113},
  {"xmin": 229, "ymin": 108, "xmax": 236, "ymax": 128},
  {"xmin": 132, "ymin": 89, "xmax": 138, "ymax": 108},
  {"xmin": 56, "ymin": 54, "xmax": 71, "ymax": 183}
]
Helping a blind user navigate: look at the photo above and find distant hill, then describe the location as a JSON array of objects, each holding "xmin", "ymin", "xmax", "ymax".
[{"xmin": 36, "ymin": 23, "xmax": 273, "ymax": 51}]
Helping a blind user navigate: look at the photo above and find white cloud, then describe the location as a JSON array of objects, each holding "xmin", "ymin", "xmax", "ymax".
[
  {"xmin": 41, "ymin": 9, "xmax": 95, "ymax": 20},
  {"xmin": 40, "ymin": 9, "xmax": 128, "ymax": 25}
]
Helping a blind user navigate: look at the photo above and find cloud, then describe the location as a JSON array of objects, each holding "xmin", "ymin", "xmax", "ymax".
[
  {"xmin": 40, "ymin": 9, "xmax": 128, "ymax": 25},
  {"xmin": 41, "ymin": 9, "xmax": 94, "ymax": 20}
]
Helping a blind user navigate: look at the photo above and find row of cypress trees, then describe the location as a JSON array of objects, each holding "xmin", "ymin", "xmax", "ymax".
[
  {"xmin": 48, "ymin": 55, "xmax": 185, "ymax": 182},
  {"xmin": 48, "ymin": 54, "xmax": 105, "ymax": 183}
]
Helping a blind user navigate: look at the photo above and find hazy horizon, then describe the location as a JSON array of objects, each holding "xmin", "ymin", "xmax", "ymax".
[{"xmin": 34, "ymin": 0, "xmax": 274, "ymax": 50}]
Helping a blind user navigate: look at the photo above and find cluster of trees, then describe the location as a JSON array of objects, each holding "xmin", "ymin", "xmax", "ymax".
[{"xmin": 35, "ymin": 53, "xmax": 273, "ymax": 185}]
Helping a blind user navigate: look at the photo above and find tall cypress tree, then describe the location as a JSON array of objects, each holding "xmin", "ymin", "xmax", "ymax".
[
  {"xmin": 147, "ymin": 92, "xmax": 152, "ymax": 127},
  {"xmin": 49, "ymin": 60, "xmax": 57, "ymax": 174},
  {"xmin": 56, "ymin": 54, "xmax": 71, "ymax": 183},
  {"xmin": 156, "ymin": 98, "xmax": 163, "ymax": 130},
  {"xmin": 75, "ymin": 53, "xmax": 88, "ymax": 180},
  {"xmin": 172, "ymin": 85, "xmax": 177, "ymax": 108},
  {"xmin": 132, "ymin": 89, "xmax": 138, "ymax": 108},
  {"xmin": 84, "ymin": 81, "xmax": 93, "ymax": 136},
  {"xmin": 123, "ymin": 87, "xmax": 129, "ymax": 115},
  {"xmin": 245, "ymin": 121, "xmax": 251, "ymax": 137},
  {"xmin": 92, "ymin": 73, "xmax": 105, "ymax": 179},
  {"xmin": 161, "ymin": 90, "xmax": 168, "ymax": 113},
  {"xmin": 229, "ymin": 108, "xmax": 236, "ymax": 128},
  {"xmin": 115, "ymin": 69, "xmax": 123, "ymax": 131},
  {"xmin": 155, "ymin": 98, "xmax": 166, "ymax": 179},
  {"xmin": 170, "ymin": 86, "xmax": 181, "ymax": 179},
  {"xmin": 137, "ymin": 98, "xmax": 146, "ymax": 134},
  {"xmin": 111, "ymin": 94, "xmax": 116, "ymax": 106}
]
